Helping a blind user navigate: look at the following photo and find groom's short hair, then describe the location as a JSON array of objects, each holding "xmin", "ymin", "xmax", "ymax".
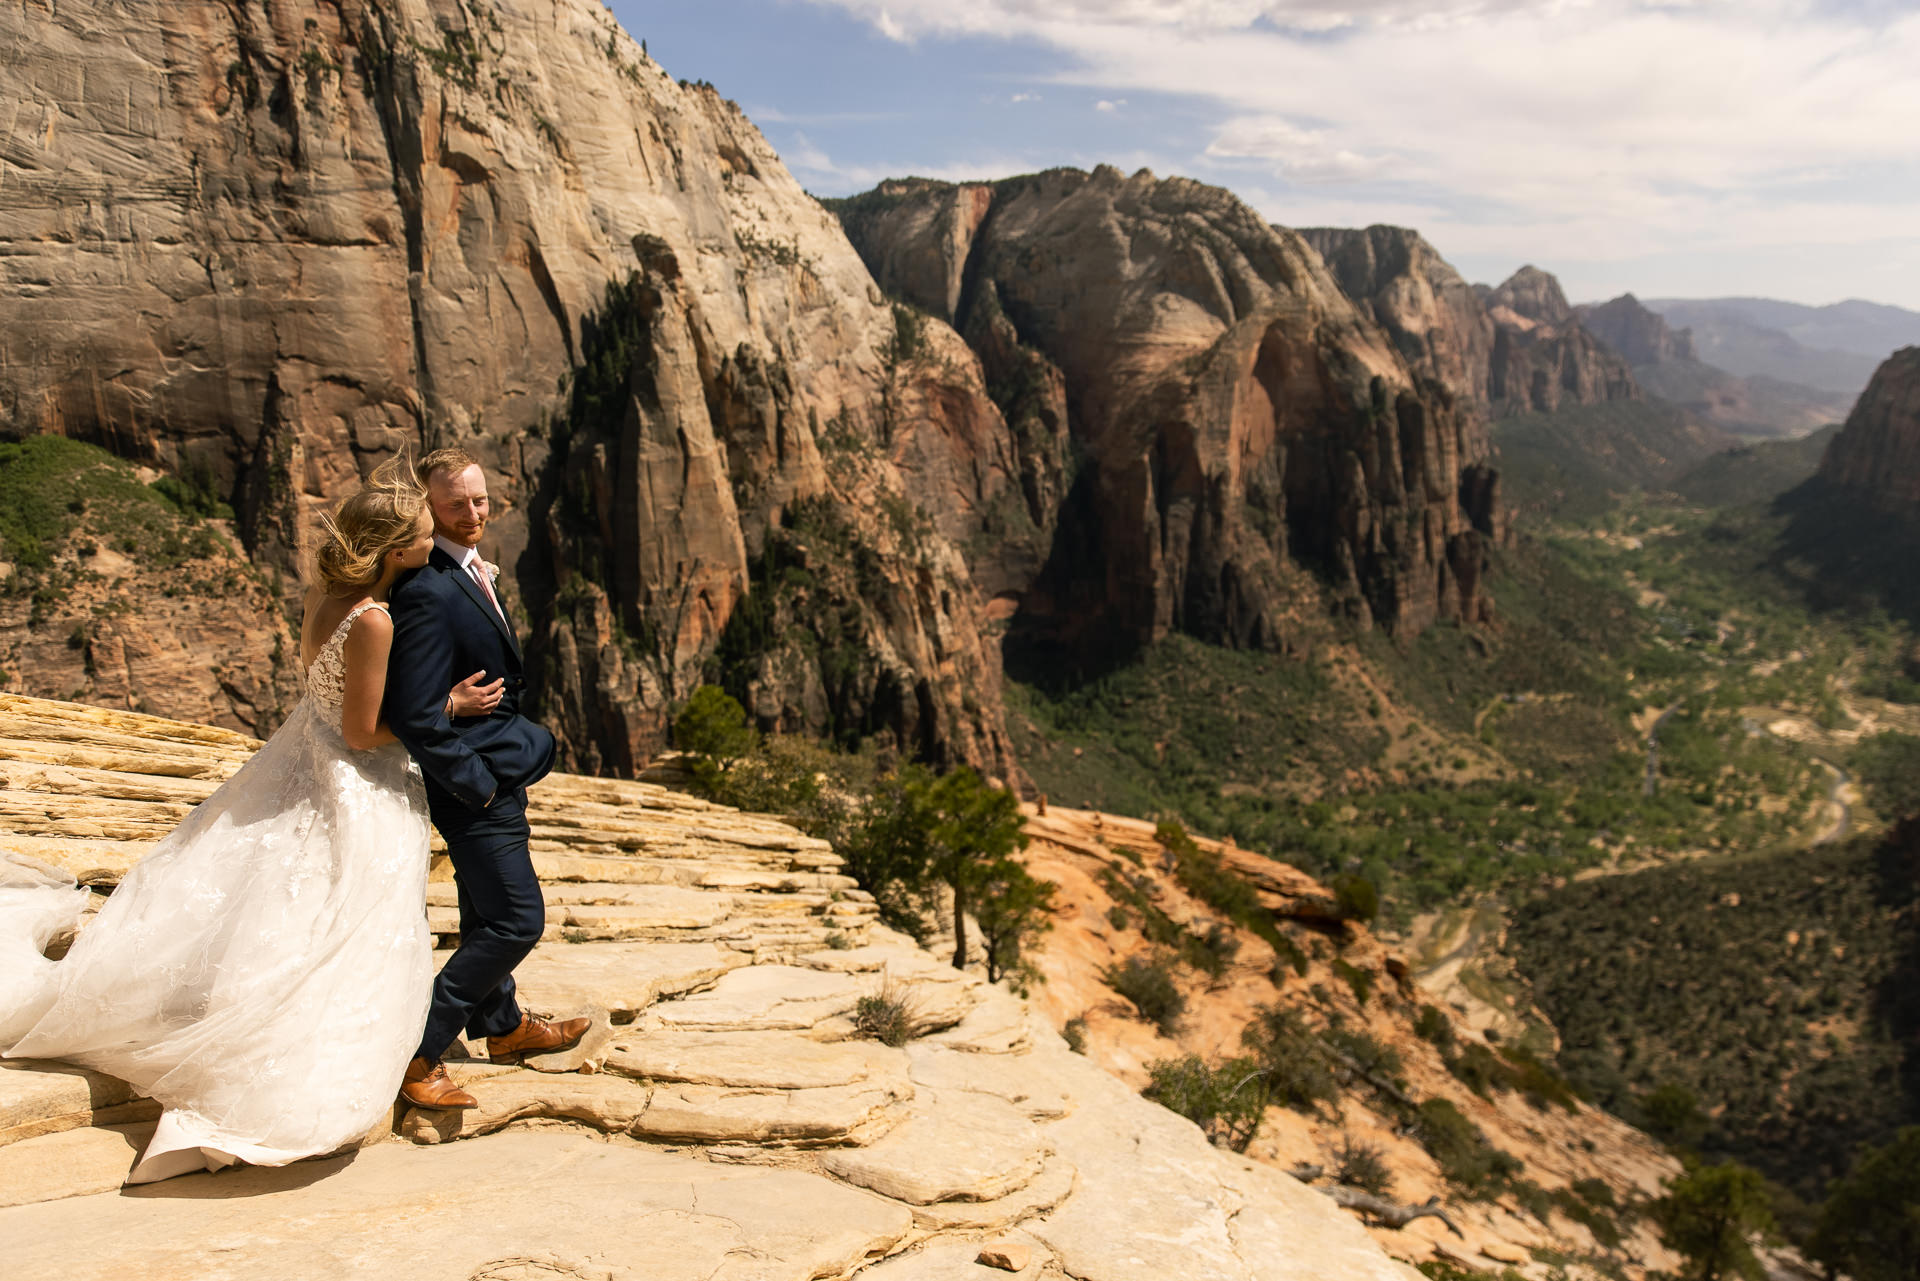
[{"xmin": 419, "ymin": 447, "xmax": 481, "ymax": 487}]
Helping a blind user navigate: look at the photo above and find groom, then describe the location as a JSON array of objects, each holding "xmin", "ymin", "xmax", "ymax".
[{"xmin": 386, "ymin": 447, "xmax": 587, "ymax": 1108}]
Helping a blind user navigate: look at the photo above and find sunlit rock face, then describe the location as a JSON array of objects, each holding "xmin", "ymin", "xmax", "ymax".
[
  {"xmin": 1819, "ymin": 347, "xmax": 1920, "ymax": 510},
  {"xmin": 838, "ymin": 171, "xmax": 1503, "ymax": 660},
  {"xmin": 1303, "ymin": 229, "xmax": 1640, "ymax": 420},
  {"xmin": 0, "ymin": 0, "xmax": 1031, "ymax": 779}
]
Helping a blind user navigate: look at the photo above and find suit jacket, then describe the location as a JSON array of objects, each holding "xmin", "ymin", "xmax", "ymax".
[{"xmin": 385, "ymin": 546, "xmax": 556, "ymax": 819}]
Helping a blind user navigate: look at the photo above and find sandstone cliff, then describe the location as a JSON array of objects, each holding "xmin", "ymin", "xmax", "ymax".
[
  {"xmin": 837, "ymin": 175, "xmax": 1503, "ymax": 653},
  {"xmin": 1817, "ymin": 347, "xmax": 1920, "ymax": 509},
  {"xmin": 0, "ymin": 692, "xmax": 1419, "ymax": 1281},
  {"xmin": 0, "ymin": 0, "xmax": 1024, "ymax": 779},
  {"xmin": 1302, "ymin": 230, "xmax": 1639, "ymax": 421}
]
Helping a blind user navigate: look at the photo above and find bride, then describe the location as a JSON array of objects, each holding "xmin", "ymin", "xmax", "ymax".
[{"xmin": 0, "ymin": 456, "xmax": 498, "ymax": 1183}]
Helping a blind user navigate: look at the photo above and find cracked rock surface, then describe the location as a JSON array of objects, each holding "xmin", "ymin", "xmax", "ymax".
[{"xmin": 0, "ymin": 694, "xmax": 1416, "ymax": 1280}]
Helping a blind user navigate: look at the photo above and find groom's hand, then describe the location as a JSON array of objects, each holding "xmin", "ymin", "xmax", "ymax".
[{"xmin": 448, "ymin": 670, "xmax": 505, "ymax": 718}]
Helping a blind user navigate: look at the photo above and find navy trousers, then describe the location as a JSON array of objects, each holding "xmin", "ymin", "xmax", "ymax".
[{"xmin": 415, "ymin": 790, "xmax": 544, "ymax": 1060}]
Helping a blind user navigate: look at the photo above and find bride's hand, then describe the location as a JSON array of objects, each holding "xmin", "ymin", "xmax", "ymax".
[{"xmin": 446, "ymin": 670, "xmax": 505, "ymax": 718}]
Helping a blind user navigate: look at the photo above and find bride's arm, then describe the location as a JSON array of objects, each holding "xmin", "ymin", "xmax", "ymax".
[{"xmin": 340, "ymin": 609, "xmax": 399, "ymax": 750}]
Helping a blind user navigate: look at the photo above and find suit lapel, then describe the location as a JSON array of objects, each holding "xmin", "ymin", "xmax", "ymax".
[{"xmin": 430, "ymin": 546, "xmax": 522, "ymax": 663}]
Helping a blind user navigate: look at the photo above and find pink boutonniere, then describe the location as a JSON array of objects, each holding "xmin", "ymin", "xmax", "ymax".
[{"xmin": 481, "ymin": 560, "xmax": 501, "ymax": 584}]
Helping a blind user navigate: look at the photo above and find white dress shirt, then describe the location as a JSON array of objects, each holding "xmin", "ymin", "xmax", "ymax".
[{"xmin": 435, "ymin": 534, "xmax": 505, "ymax": 624}]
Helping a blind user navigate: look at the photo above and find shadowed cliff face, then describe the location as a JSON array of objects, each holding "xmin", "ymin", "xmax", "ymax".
[
  {"xmin": 1818, "ymin": 348, "xmax": 1920, "ymax": 510},
  {"xmin": 1302, "ymin": 230, "xmax": 1639, "ymax": 421},
  {"xmin": 0, "ymin": 0, "xmax": 1027, "ymax": 779},
  {"xmin": 836, "ymin": 173, "xmax": 1502, "ymax": 668}
]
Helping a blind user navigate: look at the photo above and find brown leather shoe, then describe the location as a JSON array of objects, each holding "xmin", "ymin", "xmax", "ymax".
[
  {"xmin": 486, "ymin": 1012, "xmax": 591, "ymax": 1062},
  {"xmin": 399, "ymin": 1056, "xmax": 477, "ymax": 1109}
]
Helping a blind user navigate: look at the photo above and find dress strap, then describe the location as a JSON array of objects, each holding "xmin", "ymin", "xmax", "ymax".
[{"xmin": 344, "ymin": 601, "xmax": 391, "ymax": 625}]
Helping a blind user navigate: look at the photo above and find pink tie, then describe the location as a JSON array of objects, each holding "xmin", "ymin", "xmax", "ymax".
[{"xmin": 468, "ymin": 561, "xmax": 505, "ymax": 622}]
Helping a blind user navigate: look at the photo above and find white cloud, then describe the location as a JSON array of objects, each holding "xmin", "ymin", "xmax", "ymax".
[
  {"xmin": 795, "ymin": 0, "xmax": 1920, "ymax": 292},
  {"xmin": 1094, "ymin": 97, "xmax": 1126, "ymax": 111},
  {"xmin": 1011, "ymin": 91, "xmax": 1042, "ymax": 103}
]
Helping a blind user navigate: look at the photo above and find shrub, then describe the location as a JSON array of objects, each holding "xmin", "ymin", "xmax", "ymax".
[
  {"xmin": 1240, "ymin": 1006, "xmax": 1339, "ymax": 1115},
  {"xmin": 672, "ymin": 685, "xmax": 759, "ymax": 789},
  {"xmin": 1179, "ymin": 922, "xmax": 1240, "ymax": 978},
  {"xmin": 1333, "ymin": 874, "xmax": 1380, "ymax": 922},
  {"xmin": 1652, "ymin": 1162, "xmax": 1774, "ymax": 1281},
  {"xmin": 1415, "ymin": 1098, "xmax": 1523, "ymax": 1196},
  {"xmin": 853, "ymin": 978, "xmax": 919, "ymax": 1047},
  {"xmin": 1324, "ymin": 1025, "xmax": 1406, "ymax": 1094},
  {"xmin": 1335, "ymin": 1137, "xmax": 1396, "ymax": 1198},
  {"xmin": 1062, "ymin": 1016, "xmax": 1087, "ymax": 1055},
  {"xmin": 1332, "ymin": 957, "xmax": 1374, "ymax": 1006},
  {"xmin": 1105, "ymin": 956, "xmax": 1185, "ymax": 1034},
  {"xmin": 1414, "ymin": 1003, "xmax": 1456, "ymax": 1051},
  {"xmin": 1143, "ymin": 1054, "xmax": 1269, "ymax": 1151},
  {"xmin": 1106, "ymin": 904, "xmax": 1131, "ymax": 931},
  {"xmin": 1641, "ymin": 1081, "xmax": 1709, "ymax": 1148},
  {"xmin": 1808, "ymin": 1126, "xmax": 1920, "ymax": 1281}
]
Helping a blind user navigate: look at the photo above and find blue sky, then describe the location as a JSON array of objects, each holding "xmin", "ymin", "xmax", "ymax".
[{"xmin": 615, "ymin": 1, "xmax": 1920, "ymax": 309}]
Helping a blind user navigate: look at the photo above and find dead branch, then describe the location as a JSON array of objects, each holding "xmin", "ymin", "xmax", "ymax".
[{"xmin": 1317, "ymin": 1186, "xmax": 1464, "ymax": 1237}]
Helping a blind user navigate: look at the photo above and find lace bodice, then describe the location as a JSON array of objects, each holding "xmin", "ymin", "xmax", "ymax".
[{"xmin": 303, "ymin": 601, "xmax": 386, "ymax": 731}]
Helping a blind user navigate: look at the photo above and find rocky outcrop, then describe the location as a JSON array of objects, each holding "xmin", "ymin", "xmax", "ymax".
[
  {"xmin": 1818, "ymin": 347, "xmax": 1920, "ymax": 509},
  {"xmin": 0, "ymin": 0, "xmax": 1023, "ymax": 779},
  {"xmin": 1015, "ymin": 805, "xmax": 1684, "ymax": 1276},
  {"xmin": 838, "ymin": 174, "xmax": 1502, "ymax": 650},
  {"xmin": 0, "ymin": 693, "xmax": 1419, "ymax": 1281},
  {"xmin": 1578, "ymin": 294, "xmax": 1696, "ymax": 366},
  {"xmin": 1303, "ymin": 230, "xmax": 1639, "ymax": 421}
]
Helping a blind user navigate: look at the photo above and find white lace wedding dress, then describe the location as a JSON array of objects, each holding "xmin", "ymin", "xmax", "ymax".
[{"xmin": 0, "ymin": 601, "xmax": 433, "ymax": 1183}]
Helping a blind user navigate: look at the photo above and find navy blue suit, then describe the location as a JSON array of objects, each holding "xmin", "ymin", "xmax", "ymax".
[{"xmin": 386, "ymin": 545, "xmax": 557, "ymax": 1060}]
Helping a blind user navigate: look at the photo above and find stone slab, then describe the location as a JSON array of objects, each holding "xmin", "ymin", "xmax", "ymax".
[
  {"xmin": 906, "ymin": 1045, "xmax": 1073, "ymax": 1120},
  {"xmin": 459, "ymin": 941, "xmax": 745, "ymax": 1021},
  {"xmin": 605, "ymin": 1030, "xmax": 891, "ymax": 1089},
  {"xmin": 399, "ymin": 1071, "xmax": 649, "ymax": 1145},
  {"xmin": 1, "ymin": 1129, "xmax": 915, "ymax": 1281},
  {"xmin": 645, "ymin": 965, "xmax": 864, "ymax": 1032},
  {"xmin": 0, "ymin": 1121, "xmax": 154, "ymax": 1207},
  {"xmin": 633, "ymin": 1077, "xmax": 910, "ymax": 1146},
  {"xmin": 821, "ymin": 1092, "xmax": 1049, "ymax": 1205},
  {"xmin": 0, "ymin": 1060, "xmax": 152, "ymax": 1147},
  {"xmin": 911, "ymin": 1157, "xmax": 1078, "ymax": 1232}
]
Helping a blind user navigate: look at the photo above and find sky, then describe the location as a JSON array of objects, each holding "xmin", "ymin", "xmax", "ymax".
[{"xmin": 612, "ymin": 1, "xmax": 1920, "ymax": 309}]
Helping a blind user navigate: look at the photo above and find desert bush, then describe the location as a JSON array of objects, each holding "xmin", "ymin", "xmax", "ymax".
[
  {"xmin": 852, "ymin": 978, "xmax": 919, "ymax": 1048},
  {"xmin": 1652, "ymin": 1161, "xmax": 1774, "ymax": 1281},
  {"xmin": 1414, "ymin": 1003, "xmax": 1456, "ymax": 1051},
  {"xmin": 1808, "ymin": 1126, "xmax": 1920, "ymax": 1281},
  {"xmin": 1334, "ymin": 1137, "xmax": 1395, "ymax": 1198},
  {"xmin": 1239, "ymin": 1006, "xmax": 1339, "ymax": 1115},
  {"xmin": 1332, "ymin": 957, "xmax": 1374, "ymax": 1005},
  {"xmin": 1105, "ymin": 955, "xmax": 1185, "ymax": 1034},
  {"xmin": 1143, "ymin": 1053, "xmax": 1269, "ymax": 1151},
  {"xmin": 1415, "ymin": 1098, "xmax": 1523, "ymax": 1196}
]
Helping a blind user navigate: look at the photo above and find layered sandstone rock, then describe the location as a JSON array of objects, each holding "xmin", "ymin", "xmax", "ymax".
[
  {"xmin": 1303, "ymin": 229, "xmax": 1639, "ymax": 420},
  {"xmin": 0, "ymin": 693, "xmax": 1418, "ymax": 1281},
  {"xmin": 1816, "ymin": 348, "xmax": 1920, "ymax": 508},
  {"xmin": 0, "ymin": 0, "xmax": 1020, "ymax": 778},
  {"xmin": 838, "ymin": 174, "xmax": 1502, "ymax": 647}
]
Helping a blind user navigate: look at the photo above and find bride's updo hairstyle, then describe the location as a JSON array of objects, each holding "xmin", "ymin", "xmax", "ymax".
[{"xmin": 312, "ymin": 452, "xmax": 428, "ymax": 596}]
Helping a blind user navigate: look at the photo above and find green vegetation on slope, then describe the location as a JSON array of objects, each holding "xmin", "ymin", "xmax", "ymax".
[{"xmin": 1507, "ymin": 824, "xmax": 1920, "ymax": 1200}]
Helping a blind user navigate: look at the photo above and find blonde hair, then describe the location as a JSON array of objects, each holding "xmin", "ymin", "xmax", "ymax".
[
  {"xmin": 418, "ymin": 446, "xmax": 480, "ymax": 487},
  {"xmin": 312, "ymin": 453, "xmax": 428, "ymax": 596}
]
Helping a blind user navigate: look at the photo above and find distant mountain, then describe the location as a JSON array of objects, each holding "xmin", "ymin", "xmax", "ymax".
[
  {"xmin": 1640, "ymin": 297, "xmax": 1920, "ymax": 396},
  {"xmin": 1578, "ymin": 295, "xmax": 1851, "ymax": 440}
]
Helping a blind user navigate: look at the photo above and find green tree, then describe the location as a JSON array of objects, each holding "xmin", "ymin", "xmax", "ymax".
[
  {"xmin": 672, "ymin": 685, "xmax": 759, "ymax": 792},
  {"xmin": 1653, "ymin": 1162, "xmax": 1775, "ymax": 1281},
  {"xmin": 914, "ymin": 766, "xmax": 1030, "ymax": 971},
  {"xmin": 1808, "ymin": 1126, "xmax": 1920, "ymax": 1281},
  {"xmin": 969, "ymin": 856, "xmax": 1057, "ymax": 989}
]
